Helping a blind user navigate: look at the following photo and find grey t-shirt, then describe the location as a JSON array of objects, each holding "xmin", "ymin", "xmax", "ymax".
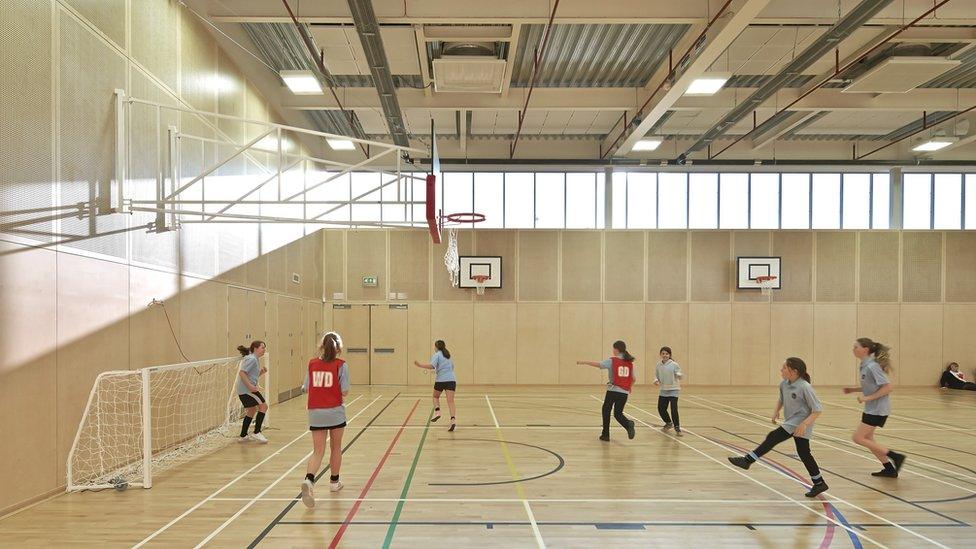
[
  {"xmin": 655, "ymin": 360, "xmax": 682, "ymax": 397},
  {"xmin": 236, "ymin": 354, "xmax": 260, "ymax": 395},
  {"xmin": 859, "ymin": 356, "xmax": 891, "ymax": 416},
  {"xmin": 431, "ymin": 351, "xmax": 456, "ymax": 382},
  {"xmin": 779, "ymin": 378, "xmax": 822, "ymax": 439},
  {"xmin": 599, "ymin": 357, "xmax": 634, "ymax": 394}
]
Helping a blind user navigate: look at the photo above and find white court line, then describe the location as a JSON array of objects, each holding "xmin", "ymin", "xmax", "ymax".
[
  {"xmin": 192, "ymin": 395, "xmax": 384, "ymax": 548},
  {"xmin": 686, "ymin": 394, "xmax": 976, "ymax": 489},
  {"xmin": 818, "ymin": 398, "xmax": 975, "ymax": 432},
  {"xmin": 131, "ymin": 394, "xmax": 370, "ymax": 549},
  {"xmin": 900, "ymin": 394, "xmax": 976, "ymax": 407},
  {"xmin": 485, "ymin": 395, "xmax": 545, "ymax": 549},
  {"xmin": 210, "ymin": 497, "xmax": 824, "ymax": 504},
  {"xmin": 588, "ymin": 396, "xmax": 896, "ymax": 549},
  {"xmin": 609, "ymin": 395, "xmax": 952, "ymax": 549}
]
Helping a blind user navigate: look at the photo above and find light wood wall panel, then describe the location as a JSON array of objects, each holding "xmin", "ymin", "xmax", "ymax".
[
  {"xmin": 474, "ymin": 304, "xmax": 518, "ymax": 384},
  {"xmin": 301, "ymin": 232, "xmax": 323, "ymax": 300},
  {"xmin": 688, "ymin": 304, "xmax": 731, "ymax": 384},
  {"xmin": 603, "ymin": 304, "xmax": 646, "ymax": 384},
  {"xmin": 604, "ymin": 232, "xmax": 644, "ymax": 302},
  {"xmin": 518, "ymin": 231, "xmax": 558, "ymax": 301},
  {"xmin": 474, "ymin": 230, "xmax": 517, "ymax": 301},
  {"xmin": 690, "ymin": 232, "xmax": 731, "ymax": 302},
  {"xmin": 430, "ymin": 303, "xmax": 474, "ymax": 385},
  {"xmin": 899, "ymin": 304, "xmax": 943, "ymax": 385},
  {"xmin": 432, "ymin": 230, "xmax": 473, "ymax": 301},
  {"xmin": 857, "ymin": 304, "xmax": 901, "ymax": 385},
  {"xmin": 646, "ymin": 304, "xmax": 689, "ymax": 378},
  {"xmin": 179, "ymin": 278, "xmax": 228, "ymax": 362},
  {"xmin": 407, "ymin": 303, "xmax": 432, "ymax": 386},
  {"xmin": 268, "ymin": 247, "xmax": 288, "ymax": 294},
  {"xmin": 733, "ymin": 232, "xmax": 771, "ymax": 303},
  {"xmin": 770, "ymin": 304, "xmax": 814, "ymax": 385},
  {"xmin": 516, "ymin": 303, "xmax": 560, "ymax": 384},
  {"xmin": 858, "ymin": 232, "xmax": 900, "ymax": 302},
  {"xmin": 0, "ymin": 243, "xmax": 58, "ymax": 512},
  {"xmin": 286, "ymin": 240, "xmax": 303, "ymax": 297},
  {"xmin": 558, "ymin": 304, "xmax": 604, "ymax": 384},
  {"xmin": 647, "ymin": 232, "xmax": 687, "ymax": 301},
  {"xmin": 561, "ymin": 232, "xmax": 602, "ymax": 301},
  {"xmin": 731, "ymin": 304, "xmax": 771, "ymax": 385},
  {"xmin": 128, "ymin": 267, "xmax": 183, "ymax": 368},
  {"xmin": 943, "ymin": 304, "xmax": 976, "ymax": 377},
  {"xmin": 813, "ymin": 304, "xmax": 857, "ymax": 385},
  {"xmin": 247, "ymin": 251, "xmax": 269, "ymax": 290},
  {"xmin": 816, "ymin": 232, "xmax": 856, "ymax": 302},
  {"xmin": 347, "ymin": 230, "xmax": 388, "ymax": 301},
  {"xmin": 323, "ymin": 230, "xmax": 345, "ymax": 299},
  {"xmin": 390, "ymin": 230, "xmax": 430, "ymax": 301},
  {"xmin": 902, "ymin": 232, "xmax": 942, "ymax": 302},
  {"xmin": 772, "ymin": 232, "xmax": 813, "ymax": 302},
  {"xmin": 945, "ymin": 232, "xmax": 976, "ymax": 302}
]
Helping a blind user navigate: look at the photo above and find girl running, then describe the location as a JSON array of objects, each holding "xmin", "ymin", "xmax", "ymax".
[
  {"xmin": 300, "ymin": 332, "xmax": 349, "ymax": 508},
  {"xmin": 578, "ymin": 340, "xmax": 636, "ymax": 442},
  {"xmin": 236, "ymin": 341, "xmax": 268, "ymax": 443},
  {"xmin": 843, "ymin": 337, "xmax": 906, "ymax": 478},
  {"xmin": 654, "ymin": 346, "xmax": 683, "ymax": 436},
  {"xmin": 728, "ymin": 357, "xmax": 829, "ymax": 498},
  {"xmin": 414, "ymin": 339, "xmax": 457, "ymax": 431}
]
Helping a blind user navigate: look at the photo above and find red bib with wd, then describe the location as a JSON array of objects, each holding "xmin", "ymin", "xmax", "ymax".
[
  {"xmin": 307, "ymin": 358, "xmax": 344, "ymax": 409},
  {"xmin": 610, "ymin": 357, "xmax": 635, "ymax": 392}
]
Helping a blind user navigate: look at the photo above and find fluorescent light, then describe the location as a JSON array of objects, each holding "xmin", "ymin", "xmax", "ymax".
[
  {"xmin": 912, "ymin": 139, "xmax": 955, "ymax": 152},
  {"xmin": 327, "ymin": 139, "xmax": 356, "ymax": 151},
  {"xmin": 684, "ymin": 74, "xmax": 730, "ymax": 96},
  {"xmin": 280, "ymin": 70, "xmax": 322, "ymax": 94},
  {"xmin": 633, "ymin": 138, "xmax": 663, "ymax": 151}
]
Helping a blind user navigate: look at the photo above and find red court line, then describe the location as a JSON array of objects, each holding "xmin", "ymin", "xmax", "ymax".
[{"xmin": 329, "ymin": 399, "xmax": 420, "ymax": 549}]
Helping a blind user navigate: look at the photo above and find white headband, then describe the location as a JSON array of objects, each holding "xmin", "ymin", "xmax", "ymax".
[{"xmin": 323, "ymin": 331, "xmax": 343, "ymax": 349}]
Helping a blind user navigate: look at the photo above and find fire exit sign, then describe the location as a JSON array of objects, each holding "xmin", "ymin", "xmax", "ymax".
[{"xmin": 362, "ymin": 275, "xmax": 378, "ymax": 287}]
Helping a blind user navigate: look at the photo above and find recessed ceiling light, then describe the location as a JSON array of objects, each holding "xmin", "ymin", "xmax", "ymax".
[
  {"xmin": 280, "ymin": 70, "xmax": 323, "ymax": 94},
  {"xmin": 633, "ymin": 138, "xmax": 663, "ymax": 151},
  {"xmin": 912, "ymin": 139, "xmax": 955, "ymax": 152},
  {"xmin": 684, "ymin": 73, "xmax": 731, "ymax": 96},
  {"xmin": 327, "ymin": 139, "xmax": 356, "ymax": 151}
]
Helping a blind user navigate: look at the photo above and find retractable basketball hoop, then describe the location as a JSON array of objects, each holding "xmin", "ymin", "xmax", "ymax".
[
  {"xmin": 755, "ymin": 275, "xmax": 778, "ymax": 298},
  {"xmin": 441, "ymin": 211, "xmax": 486, "ymax": 286}
]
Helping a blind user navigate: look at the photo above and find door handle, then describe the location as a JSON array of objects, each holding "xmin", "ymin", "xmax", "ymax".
[
  {"xmin": 373, "ymin": 348, "xmax": 395, "ymax": 354},
  {"xmin": 347, "ymin": 347, "xmax": 368, "ymax": 353}
]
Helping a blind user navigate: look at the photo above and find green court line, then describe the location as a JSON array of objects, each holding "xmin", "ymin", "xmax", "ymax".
[{"xmin": 382, "ymin": 407, "xmax": 434, "ymax": 548}]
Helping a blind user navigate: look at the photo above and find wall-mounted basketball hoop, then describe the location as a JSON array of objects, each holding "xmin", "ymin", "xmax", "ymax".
[
  {"xmin": 471, "ymin": 275, "xmax": 491, "ymax": 295},
  {"xmin": 442, "ymin": 212, "xmax": 486, "ymax": 286},
  {"xmin": 755, "ymin": 275, "xmax": 778, "ymax": 298}
]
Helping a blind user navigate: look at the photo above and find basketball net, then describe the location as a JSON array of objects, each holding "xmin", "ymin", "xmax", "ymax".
[
  {"xmin": 472, "ymin": 275, "xmax": 490, "ymax": 296},
  {"xmin": 444, "ymin": 227, "xmax": 460, "ymax": 286},
  {"xmin": 756, "ymin": 275, "xmax": 777, "ymax": 299}
]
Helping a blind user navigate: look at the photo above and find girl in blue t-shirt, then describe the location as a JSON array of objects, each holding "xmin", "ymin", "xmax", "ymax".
[{"xmin": 414, "ymin": 340, "xmax": 457, "ymax": 431}]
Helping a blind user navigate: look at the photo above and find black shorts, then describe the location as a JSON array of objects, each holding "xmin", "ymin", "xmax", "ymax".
[
  {"xmin": 239, "ymin": 392, "xmax": 266, "ymax": 407},
  {"xmin": 310, "ymin": 422, "xmax": 346, "ymax": 431},
  {"xmin": 861, "ymin": 413, "xmax": 888, "ymax": 427},
  {"xmin": 433, "ymin": 381, "xmax": 457, "ymax": 392}
]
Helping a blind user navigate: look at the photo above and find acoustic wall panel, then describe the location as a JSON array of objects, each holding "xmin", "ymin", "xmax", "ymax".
[
  {"xmin": 902, "ymin": 232, "xmax": 942, "ymax": 302},
  {"xmin": 561, "ymin": 231, "xmax": 602, "ymax": 301},
  {"xmin": 772, "ymin": 232, "xmax": 813, "ymax": 302},
  {"xmin": 815, "ymin": 232, "xmax": 856, "ymax": 302},
  {"xmin": 858, "ymin": 232, "xmax": 899, "ymax": 302},
  {"xmin": 604, "ymin": 232, "xmax": 645, "ymax": 301},
  {"xmin": 647, "ymin": 232, "xmax": 687, "ymax": 301}
]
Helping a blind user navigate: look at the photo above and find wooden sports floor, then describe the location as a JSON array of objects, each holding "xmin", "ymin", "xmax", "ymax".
[{"xmin": 1, "ymin": 386, "xmax": 973, "ymax": 548}]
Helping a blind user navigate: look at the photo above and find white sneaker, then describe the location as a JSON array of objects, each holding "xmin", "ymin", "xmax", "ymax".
[
  {"xmin": 236, "ymin": 435, "xmax": 250, "ymax": 443},
  {"xmin": 330, "ymin": 480, "xmax": 343, "ymax": 493},
  {"xmin": 250, "ymin": 433, "xmax": 269, "ymax": 444},
  {"xmin": 300, "ymin": 479, "xmax": 315, "ymax": 508}
]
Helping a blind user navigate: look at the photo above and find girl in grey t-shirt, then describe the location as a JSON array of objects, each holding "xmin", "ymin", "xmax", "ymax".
[
  {"xmin": 844, "ymin": 338, "xmax": 906, "ymax": 478},
  {"xmin": 653, "ymin": 346, "xmax": 683, "ymax": 436},
  {"xmin": 728, "ymin": 357, "xmax": 828, "ymax": 498}
]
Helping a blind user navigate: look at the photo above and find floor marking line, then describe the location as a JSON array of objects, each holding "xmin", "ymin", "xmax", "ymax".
[
  {"xmin": 208, "ymin": 497, "xmax": 822, "ymax": 503},
  {"xmin": 382, "ymin": 407, "xmax": 434, "ymax": 548},
  {"xmin": 818, "ymin": 398, "xmax": 975, "ymax": 433},
  {"xmin": 615, "ymin": 396, "xmax": 951, "ymax": 549},
  {"xmin": 686, "ymin": 395, "xmax": 976, "ymax": 491},
  {"xmin": 131, "ymin": 394, "xmax": 366, "ymax": 549},
  {"xmin": 485, "ymin": 394, "xmax": 545, "ymax": 549},
  {"xmin": 589, "ymin": 395, "xmax": 891, "ymax": 549},
  {"xmin": 328, "ymin": 399, "xmax": 420, "ymax": 549}
]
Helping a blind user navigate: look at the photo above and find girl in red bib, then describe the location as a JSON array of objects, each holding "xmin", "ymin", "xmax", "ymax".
[
  {"xmin": 300, "ymin": 332, "xmax": 349, "ymax": 508},
  {"xmin": 578, "ymin": 340, "xmax": 637, "ymax": 441}
]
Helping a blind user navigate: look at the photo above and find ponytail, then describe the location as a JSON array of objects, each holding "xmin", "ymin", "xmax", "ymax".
[
  {"xmin": 238, "ymin": 340, "xmax": 264, "ymax": 357},
  {"xmin": 857, "ymin": 337, "xmax": 892, "ymax": 372},
  {"xmin": 785, "ymin": 356, "xmax": 811, "ymax": 383},
  {"xmin": 435, "ymin": 340, "xmax": 451, "ymax": 359},
  {"xmin": 320, "ymin": 332, "xmax": 342, "ymax": 362},
  {"xmin": 237, "ymin": 345, "xmax": 249, "ymax": 356},
  {"xmin": 614, "ymin": 340, "xmax": 635, "ymax": 362}
]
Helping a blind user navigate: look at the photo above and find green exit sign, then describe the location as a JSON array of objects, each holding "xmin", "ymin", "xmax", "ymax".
[{"xmin": 362, "ymin": 276, "xmax": 378, "ymax": 287}]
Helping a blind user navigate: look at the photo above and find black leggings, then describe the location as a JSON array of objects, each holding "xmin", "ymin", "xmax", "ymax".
[
  {"xmin": 658, "ymin": 396, "xmax": 680, "ymax": 427},
  {"xmin": 601, "ymin": 391, "xmax": 631, "ymax": 434},
  {"xmin": 752, "ymin": 427, "xmax": 822, "ymax": 479}
]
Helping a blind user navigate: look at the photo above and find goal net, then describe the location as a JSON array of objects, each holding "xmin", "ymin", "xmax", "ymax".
[{"xmin": 67, "ymin": 353, "xmax": 271, "ymax": 491}]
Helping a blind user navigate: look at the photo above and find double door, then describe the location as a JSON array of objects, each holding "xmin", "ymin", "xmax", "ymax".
[{"xmin": 332, "ymin": 304, "xmax": 408, "ymax": 385}]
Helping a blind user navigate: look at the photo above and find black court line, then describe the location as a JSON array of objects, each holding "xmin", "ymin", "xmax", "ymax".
[
  {"xmin": 276, "ymin": 520, "xmax": 968, "ymax": 529},
  {"xmin": 247, "ymin": 393, "xmax": 401, "ymax": 548},
  {"xmin": 426, "ymin": 438, "xmax": 565, "ymax": 486},
  {"xmin": 714, "ymin": 427, "xmax": 970, "ymax": 526}
]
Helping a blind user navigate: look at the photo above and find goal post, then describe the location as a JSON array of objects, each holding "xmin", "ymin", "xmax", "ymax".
[{"xmin": 67, "ymin": 353, "xmax": 271, "ymax": 492}]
